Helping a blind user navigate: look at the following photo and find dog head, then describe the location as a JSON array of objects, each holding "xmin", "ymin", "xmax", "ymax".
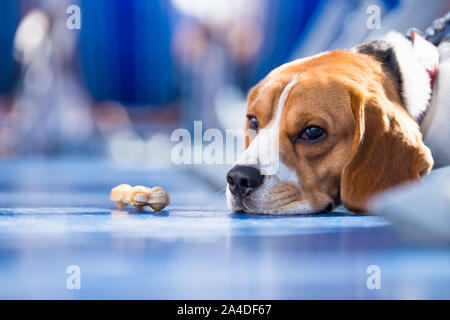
[{"xmin": 226, "ymin": 39, "xmax": 434, "ymax": 214}]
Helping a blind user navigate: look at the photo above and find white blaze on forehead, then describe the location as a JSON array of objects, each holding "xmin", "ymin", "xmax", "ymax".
[
  {"xmin": 235, "ymin": 75, "xmax": 299, "ymax": 180},
  {"xmin": 270, "ymin": 76, "xmax": 298, "ymax": 131}
]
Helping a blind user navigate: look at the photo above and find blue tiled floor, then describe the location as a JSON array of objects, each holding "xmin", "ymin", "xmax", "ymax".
[{"xmin": 0, "ymin": 159, "xmax": 449, "ymax": 299}]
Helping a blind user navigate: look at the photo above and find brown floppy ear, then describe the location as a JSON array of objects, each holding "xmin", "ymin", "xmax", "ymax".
[{"xmin": 341, "ymin": 90, "xmax": 434, "ymax": 213}]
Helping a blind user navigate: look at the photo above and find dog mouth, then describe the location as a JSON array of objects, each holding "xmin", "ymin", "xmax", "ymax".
[
  {"xmin": 240, "ymin": 197, "xmax": 260, "ymax": 213},
  {"xmin": 227, "ymin": 185, "xmax": 337, "ymax": 215},
  {"xmin": 226, "ymin": 190, "xmax": 252, "ymax": 213}
]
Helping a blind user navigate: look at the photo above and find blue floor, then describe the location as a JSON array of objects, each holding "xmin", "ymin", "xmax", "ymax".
[{"xmin": 0, "ymin": 159, "xmax": 449, "ymax": 299}]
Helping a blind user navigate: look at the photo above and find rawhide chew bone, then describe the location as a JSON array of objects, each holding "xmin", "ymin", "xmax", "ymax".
[{"xmin": 110, "ymin": 184, "xmax": 170, "ymax": 211}]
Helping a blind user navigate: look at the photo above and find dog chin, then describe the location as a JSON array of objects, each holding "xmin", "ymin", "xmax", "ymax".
[{"xmin": 226, "ymin": 184, "xmax": 315, "ymax": 215}]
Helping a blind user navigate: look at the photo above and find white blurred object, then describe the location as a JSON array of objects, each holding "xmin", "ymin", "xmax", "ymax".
[
  {"xmin": 171, "ymin": 0, "xmax": 245, "ymax": 24},
  {"xmin": 109, "ymin": 131, "xmax": 173, "ymax": 169},
  {"xmin": 146, "ymin": 133, "xmax": 173, "ymax": 169},
  {"xmin": 370, "ymin": 166, "xmax": 450, "ymax": 244},
  {"xmin": 214, "ymin": 85, "xmax": 247, "ymax": 131},
  {"xmin": 10, "ymin": 4, "xmax": 95, "ymax": 155},
  {"xmin": 14, "ymin": 9, "xmax": 50, "ymax": 65},
  {"xmin": 108, "ymin": 130, "xmax": 146, "ymax": 166}
]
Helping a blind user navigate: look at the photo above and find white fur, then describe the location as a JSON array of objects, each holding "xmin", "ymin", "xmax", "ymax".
[
  {"xmin": 234, "ymin": 76, "xmax": 299, "ymax": 178},
  {"xmin": 382, "ymin": 32, "xmax": 449, "ymax": 167},
  {"xmin": 383, "ymin": 31, "xmax": 432, "ymax": 121},
  {"xmin": 242, "ymin": 172, "xmax": 313, "ymax": 215}
]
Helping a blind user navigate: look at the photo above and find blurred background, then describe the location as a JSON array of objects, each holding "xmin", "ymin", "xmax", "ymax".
[{"xmin": 0, "ymin": 0, "xmax": 449, "ymax": 171}]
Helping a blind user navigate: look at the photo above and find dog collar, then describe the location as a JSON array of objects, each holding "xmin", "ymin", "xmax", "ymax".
[{"xmin": 411, "ymin": 31, "xmax": 439, "ymax": 124}]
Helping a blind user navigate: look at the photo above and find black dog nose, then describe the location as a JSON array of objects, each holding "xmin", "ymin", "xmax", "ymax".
[{"xmin": 226, "ymin": 165, "xmax": 263, "ymax": 197}]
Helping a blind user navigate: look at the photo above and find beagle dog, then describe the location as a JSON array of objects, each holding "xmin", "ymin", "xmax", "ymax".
[{"xmin": 226, "ymin": 14, "xmax": 450, "ymax": 214}]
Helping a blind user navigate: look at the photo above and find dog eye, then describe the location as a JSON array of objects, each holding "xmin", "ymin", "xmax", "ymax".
[
  {"xmin": 247, "ymin": 116, "xmax": 259, "ymax": 132},
  {"xmin": 295, "ymin": 126, "xmax": 326, "ymax": 143}
]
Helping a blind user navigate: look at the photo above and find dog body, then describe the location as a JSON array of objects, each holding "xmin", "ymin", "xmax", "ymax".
[{"xmin": 226, "ymin": 23, "xmax": 449, "ymax": 214}]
